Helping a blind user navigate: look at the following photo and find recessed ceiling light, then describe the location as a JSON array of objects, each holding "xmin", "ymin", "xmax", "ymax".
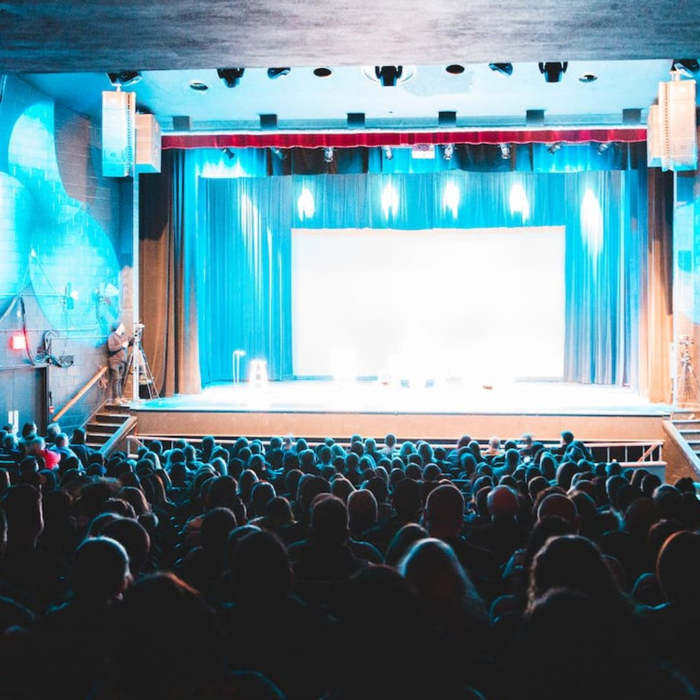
[
  {"xmin": 578, "ymin": 73, "xmax": 598, "ymax": 83},
  {"xmin": 446, "ymin": 64, "xmax": 465, "ymax": 74},
  {"xmin": 189, "ymin": 81, "xmax": 209, "ymax": 91},
  {"xmin": 313, "ymin": 67, "xmax": 332, "ymax": 78}
]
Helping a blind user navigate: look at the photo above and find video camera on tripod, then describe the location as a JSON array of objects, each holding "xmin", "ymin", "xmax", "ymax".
[
  {"xmin": 132, "ymin": 322, "xmax": 145, "ymax": 341},
  {"xmin": 125, "ymin": 321, "xmax": 159, "ymax": 400}
]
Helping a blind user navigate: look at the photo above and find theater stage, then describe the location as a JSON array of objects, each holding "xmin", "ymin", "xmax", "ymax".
[{"xmin": 129, "ymin": 380, "xmax": 672, "ymax": 444}]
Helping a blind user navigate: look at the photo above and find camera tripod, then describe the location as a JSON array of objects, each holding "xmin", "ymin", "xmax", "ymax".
[
  {"xmin": 677, "ymin": 335, "xmax": 699, "ymax": 407},
  {"xmin": 125, "ymin": 323, "xmax": 159, "ymax": 400}
]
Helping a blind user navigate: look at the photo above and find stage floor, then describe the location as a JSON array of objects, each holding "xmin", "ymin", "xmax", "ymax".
[{"xmin": 132, "ymin": 380, "xmax": 671, "ymax": 416}]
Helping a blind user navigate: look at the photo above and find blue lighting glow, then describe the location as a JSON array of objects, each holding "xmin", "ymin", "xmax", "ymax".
[
  {"xmin": 581, "ymin": 188, "xmax": 603, "ymax": 261},
  {"xmin": 509, "ymin": 182, "xmax": 530, "ymax": 221},
  {"xmin": 381, "ymin": 182, "xmax": 399, "ymax": 218},
  {"xmin": 201, "ymin": 159, "xmax": 246, "ymax": 178},
  {"xmin": 297, "ymin": 187, "xmax": 315, "ymax": 220},
  {"xmin": 442, "ymin": 181, "xmax": 460, "ymax": 217}
]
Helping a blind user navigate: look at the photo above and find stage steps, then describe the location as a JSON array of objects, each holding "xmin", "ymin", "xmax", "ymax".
[
  {"xmin": 85, "ymin": 404, "xmax": 133, "ymax": 450},
  {"xmin": 670, "ymin": 411, "xmax": 700, "ymax": 462}
]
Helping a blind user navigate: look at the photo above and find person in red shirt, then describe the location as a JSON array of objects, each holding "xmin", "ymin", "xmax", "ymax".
[{"xmin": 28, "ymin": 437, "xmax": 60, "ymax": 470}]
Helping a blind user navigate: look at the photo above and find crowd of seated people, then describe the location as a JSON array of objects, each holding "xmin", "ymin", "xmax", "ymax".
[{"xmin": 0, "ymin": 420, "xmax": 699, "ymax": 698}]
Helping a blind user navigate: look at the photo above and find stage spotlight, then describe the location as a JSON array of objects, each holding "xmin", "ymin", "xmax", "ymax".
[
  {"xmin": 500, "ymin": 143, "xmax": 511, "ymax": 159},
  {"xmin": 489, "ymin": 62, "xmax": 513, "ymax": 76},
  {"xmin": 267, "ymin": 67, "xmax": 291, "ymax": 79},
  {"xmin": 217, "ymin": 68, "xmax": 245, "ymax": 88},
  {"xmin": 383, "ymin": 146, "xmax": 393, "ymax": 160},
  {"xmin": 579, "ymin": 73, "xmax": 598, "ymax": 83},
  {"xmin": 442, "ymin": 144, "xmax": 454, "ymax": 161},
  {"xmin": 221, "ymin": 147, "xmax": 235, "ymax": 160},
  {"xmin": 375, "ymin": 65, "xmax": 403, "ymax": 86},
  {"xmin": 672, "ymin": 58, "xmax": 700, "ymax": 76},
  {"xmin": 323, "ymin": 147, "xmax": 334, "ymax": 163},
  {"xmin": 363, "ymin": 65, "xmax": 416, "ymax": 85},
  {"xmin": 446, "ymin": 64, "xmax": 465, "ymax": 74},
  {"xmin": 313, "ymin": 67, "xmax": 333, "ymax": 77},
  {"xmin": 107, "ymin": 71, "xmax": 142, "ymax": 88},
  {"xmin": 189, "ymin": 81, "xmax": 208, "ymax": 92},
  {"xmin": 270, "ymin": 147, "xmax": 287, "ymax": 160},
  {"xmin": 547, "ymin": 141, "xmax": 562, "ymax": 154},
  {"xmin": 597, "ymin": 142, "xmax": 611, "ymax": 154},
  {"xmin": 538, "ymin": 62, "xmax": 568, "ymax": 83}
]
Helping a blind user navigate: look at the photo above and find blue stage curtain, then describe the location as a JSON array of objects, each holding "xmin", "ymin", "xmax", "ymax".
[
  {"xmin": 197, "ymin": 175, "xmax": 294, "ymax": 384},
  {"xmin": 563, "ymin": 168, "xmax": 648, "ymax": 386},
  {"xmin": 198, "ymin": 164, "xmax": 648, "ymax": 388}
]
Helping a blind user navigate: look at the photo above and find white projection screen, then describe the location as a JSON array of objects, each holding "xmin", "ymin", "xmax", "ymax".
[{"xmin": 292, "ymin": 227, "xmax": 565, "ymax": 382}]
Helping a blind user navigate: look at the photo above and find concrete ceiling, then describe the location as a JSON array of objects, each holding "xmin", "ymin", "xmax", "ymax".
[
  {"xmin": 23, "ymin": 60, "xmax": 676, "ymax": 131},
  {"xmin": 1, "ymin": 0, "xmax": 700, "ymax": 73}
]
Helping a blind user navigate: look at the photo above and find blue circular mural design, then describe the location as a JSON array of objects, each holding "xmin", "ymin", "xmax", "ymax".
[
  {"xmin": 0, "ymin": 172, "xmax": 33, "ymax": 315},
  {"xmin": 8, "ymin": 100, "xmax": 120, "ymax": 338}
]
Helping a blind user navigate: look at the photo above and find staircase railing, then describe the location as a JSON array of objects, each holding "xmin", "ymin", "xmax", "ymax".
[
  {"xmin": 52, "ymin": 366, "xmax": 107, "ymax": 423},
  {"xmin": 101, "ymin": 415, "xmax": 138, "ymax": 456},
  {"xmin": 662, "ymin": 420, "xmax": 700, "ymax": 480}
]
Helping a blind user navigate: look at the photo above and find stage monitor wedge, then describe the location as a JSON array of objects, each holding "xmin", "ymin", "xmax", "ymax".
[{"xmin": 102, "ymin": 90, "xmax": 135, "ymax": 178}]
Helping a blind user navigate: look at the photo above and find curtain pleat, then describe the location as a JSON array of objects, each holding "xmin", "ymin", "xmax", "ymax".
[
  {"xmin": 139, "ymin": 151, "xmax": 202, "ymax": 396},
  {"xmin": 640, "ymin": 169, "xmax": 674, "ymax": 402}
]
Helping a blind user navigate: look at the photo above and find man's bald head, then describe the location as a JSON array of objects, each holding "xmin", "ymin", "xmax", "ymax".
[
  {"xmin": 425, "ymin": 484, "xmax": 464, "ymax": 539},
  {"xmin": 487, "ymin": 486, "xmax": 518, "ymax": 521},
  {"xmin": 537, "ymin": 494, "xmax": 578, "ymax": 528}
]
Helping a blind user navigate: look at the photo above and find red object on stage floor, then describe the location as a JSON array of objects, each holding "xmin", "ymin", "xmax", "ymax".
[{"xmin": 162, "ymin": 128, "xmax": 647, "ymax": 150}]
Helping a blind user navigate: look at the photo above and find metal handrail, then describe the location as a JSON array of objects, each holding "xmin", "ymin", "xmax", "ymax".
[
  {"xmin": 52, "ymin": 366, "xmax": 107, "ymax": 422},
  {"xmin": 101, "ymin": 416, "xmax": 138, "ymax": 457}
]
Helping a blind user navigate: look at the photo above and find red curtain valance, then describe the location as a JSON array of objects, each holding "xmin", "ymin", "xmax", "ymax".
[{"xmin": 162, "ymin": 128, "xmax": 646, "ymax": 150}]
